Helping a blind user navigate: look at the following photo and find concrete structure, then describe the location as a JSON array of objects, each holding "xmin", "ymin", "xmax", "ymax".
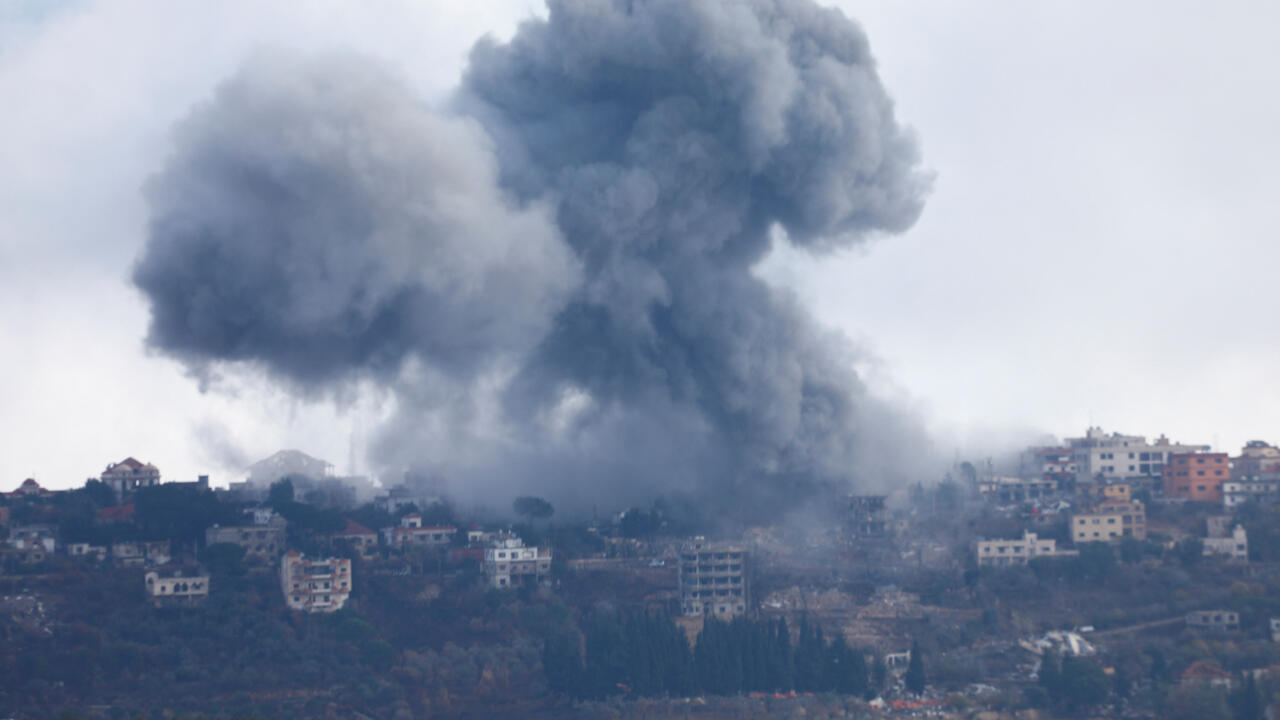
[
  {"xmin": 281, "ymin": 551, "xmax": 351, "ymax": 612},
  {"xmin": 847, "ymin": 495, "xmax": 887, "ymax": 537},
  {"xmin": 1203, "ymin": 525, "xmax": 1248, "ymax": 561},
  {"xmin": 678, "ymin": 538, "xmax": 748, "ymax": 619},
  {"xmin": 976, "ymin": 531, "xmax": 1079, "ymax": 567},
  {"xmin": 67, "ymin": 542, "xmax": 107, "ymax": 560},
  {"xmin": 374, "ymin": 484, "xmax": 442, "ymax": 515},
  {"xmin": 1072, "ymin": 499, "xmax": 1146, "ymax": 543},
  {"xmin": 205, "ymin": 514, "xmax": 286, "ymax": 561},
  {"xmin": 7, "ymin": 525, "xmax": 56, "ymax": 562},
  {"xmin": 1179, "ymin": 661, "xmax": 1235, "ymax": 688},
  {"xmin": 381, "ymin": 515, "xmax": 456, "ymax": 548},
  {"xmin": 101, "ymin": 457, "xmax": 161, "ymax": 500},
  {"xmin": 1223, "ymin": 473, "xmax": 1280, "ymax": 509},
  {"xmin": 111, "ymin": 540, "xmax": 171, "ymax": 567},
  {"xmin": 1186, "ymin": 610, "xmax": 1240, "ymax": 631},
  {"xmin": 1080, "ymin": 482, "xmax": 1132, "ymax": 504},
  {"xmin": 1164, "ymin": 452, "xmax": 1230, "ymax": 503},
  {"xmin": 978, "ymin": 476, "xmax": 1058, "ymax": 504},
  {"xmin": 1234, "ymin": 440, "xmax": 1280, "ymax": 476},
  {"xmin": 1068, "ymin": 427, "xmax": 1208, "ymax": 488},
  {"xmin": 1021, "ymin": 446, "xmax": 1078, "ymax": 484},
  {"xmin": 145, "ymin": 568, "xmax": 210, "ymax": 605},
  {"xmin": 483, "ymin": 537, "xmax": 552, "ymax": 589}
]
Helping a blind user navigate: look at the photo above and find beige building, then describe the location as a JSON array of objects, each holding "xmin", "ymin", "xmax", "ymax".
[
  {"xmin": 1068, "ymin": 427, "xmax": 1208, "ymax": 486},
  {"xmin": 205, "ymin": 514, "xmax": 286, "ymax": 561},
  {"xmin": 1072, "ymin": 498, "xmax": 1146, "ymax": 542},
  {"xmin": 679, "ymin": 538, "xmax": 748, "ymax": 619},
  {"xmin": 483, "ymin": 537, "xmax": 552, "ymax": 589},
  {"xmin": 281, "ymin": 551, "xmax": 351, "ymax": 612},
  {"xmin": 976, "ymin": 531, "xmax": 1078, "ymax": 567},
  {"xmin": 145, "ymin": 569, "xmax": 210, "ymax": 605},
  {"xmin": 101, "ymin": 457, "xmax": 161, "ymax": 500}
]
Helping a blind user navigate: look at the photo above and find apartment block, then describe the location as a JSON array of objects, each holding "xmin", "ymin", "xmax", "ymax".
[
  {"xmin": 1072, "ymin": 498, "xmax": 1146, "ymax": 543},
  {"xmin": 281, "ymin": 551, "xmax": 351, "ymax": 613},
  {"xmin": 679, "ymin": 538, "xmax": 748, "ymax": 619},
  {"xmin": 205, "ymin": 518, "xmax": 286, "ymax": 561},
  {"xmin": 1202, "ymin": 525, "xmax": 1248, "ymax": 561},
  {"xmin": 1069, "ymin": 427, "xmax": 1207, "ymax": 487},
  {"xmin": 1163, "ymin": 453, "xmax": 1230, "ymax": 503}
]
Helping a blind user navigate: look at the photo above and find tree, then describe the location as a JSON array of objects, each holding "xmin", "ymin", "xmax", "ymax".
[
  {"xmin": 1176, "ymin": 537, "xmax": 1204, "ymax": 566},
  {"xmin": 268, "ymin": 479, "xmax": 295, "ymax": 507},
  {"xmin": 1230, "ymin": 673, "xmax": 1264, "ymax": 720},
  {"xmin": 1038, "ymin": 650, "xmax": 1062, "ymax": 702},
  {"xmin": 1166, "ymin": 684, "xmax": 1231, "ymax": 720},
  {"xmin": 904, "ymin": 641, "xmax": 926, "ymax": 694},
  {"xmin": 1060, "ymin": 655, "xmax": 1109, "ymax": 711},
  {"xmin": 513, "ymin": 496, "xmax": 554, "ymax": 522}
]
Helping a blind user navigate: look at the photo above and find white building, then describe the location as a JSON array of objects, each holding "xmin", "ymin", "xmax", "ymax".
[
  {"xmin": 483, "ymin": 537, "xmax": 551, "ymax": 589},
  {"xmin": 381, "ymin": 514, "xmax": 457, "ymax": 548},
  {"xmin": 1203, "ymin": 525, "xmax": 1248, "ymax": 561},
  {"xmin": 145, "ymin": 569, "xmax": 210, "ymax": 604},
  {"xmin": 1223, "ymin": 475, "xmax": 1280, "ymax": 508},
  {"xmin": 1068, "ymin": 427, "xmax": 1208, "ymax": 486},
  {"xmin": 101, "ymin": 457, "xmax": 162, "ymax": 500},
  {"xmin": 977, "ymin": 531, "xmax": 1078, "ymax": 567},
  {"xmin": 281, "ymin": 551, "xmax": 352, "ymax": 612}
]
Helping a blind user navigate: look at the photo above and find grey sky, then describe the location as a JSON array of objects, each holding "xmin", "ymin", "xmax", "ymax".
[{"xmin": 2, "ymin": 1, "xmax": 1277, "ymax": 490}]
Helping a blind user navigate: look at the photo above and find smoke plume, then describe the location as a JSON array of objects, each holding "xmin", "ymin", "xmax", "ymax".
[{"xmin": 134, "ymin": 0, "xmax": 934, "ymax": 514}]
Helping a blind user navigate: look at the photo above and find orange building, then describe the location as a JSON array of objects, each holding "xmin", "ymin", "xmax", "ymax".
[{"xmin": 1164, "ymin": 453, "xmax": 1230, "ymax": 503}]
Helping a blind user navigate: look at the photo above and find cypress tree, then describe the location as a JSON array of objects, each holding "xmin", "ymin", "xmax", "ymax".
[{"xmin": 904, "ymin": 640, "xmax": 926, "ymax": 694}]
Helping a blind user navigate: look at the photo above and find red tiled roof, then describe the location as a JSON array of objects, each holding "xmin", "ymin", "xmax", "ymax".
[
  {"xmin": 117, "ymin": 457, "xmax": 144, "ymax": 469},
  {"xmin": 96, "ymin": 504, "xmax": 136, "ymax": 522},
  {"xmin": 1181, "ymin": 661, "xmax": 1232, "ymax": 680},
  {"xmin": 336, "ymin": 518, "xmax": 375, "ymax": 536}
]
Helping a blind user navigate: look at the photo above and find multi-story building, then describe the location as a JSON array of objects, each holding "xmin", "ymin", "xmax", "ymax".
[
  {"xmin": 483, "ymin": 537, "xmax": 552, "ymax": 589},
  {"xmin": 1068, "ymin": 428, "xmax": 1208, "ymax": 489},
  {"xmin": 678, "ymin": 538, "xmax": 748, "ymax": 619},
  {"xmin": 7, "ymin": 524, "xmax": 56, "ymax": 563},
  {"xmin": 281, "ymin": 551, "xmax": 351, "ymax": 612},
  {"xmin": 1223, "ymin": 474, "xmax": 1280, "ymax": 508},
  {"xmin": 976, "ymin": 531, "xmax": 1078, "ymax": 567},
  {"xmin": 1072, "ymin": 498, "xmax": 1146, "ymax": 543},
  {"xmin": 145, "ymin": 568, "xmax": 210, "ymax": 605},
  {"xmin": 1234, "ymin": 440, "xmax": 1280, "ymax": 476},
  {"xmin": 381, "ymin": 514, "xmax": 457, "ymax": 548},
  {"xmin": 205, "ymin": 514, "xmax": 287, "ymax": 561},
  {"xmin": 1163, "ymin": 453, "xmax": 1230, "ymax": 503},
  {"xmin": 101, "ymin": 457, "xmax": 161, "ymax": 500},
  {"xmin": 1202, "ymin": 525, "xmax": 1248, "ymax": 562},
  {"xmin": 978, "ymin": 476, "xmax": 1059, "ymax": 504},
  {"xmin": 847, "ymin": 495, "xmax": 888, "ymax": 537},
  {"xmin": 1079, "ymin": 482, "xmax": 1132, "ymax": 504},
  {"xmin": 1021, "ymin": 446, "xmax": 1079, "ymax": 487}
]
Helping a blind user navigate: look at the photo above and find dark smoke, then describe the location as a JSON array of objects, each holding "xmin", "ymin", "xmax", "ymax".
[{"xmin": 134, "ymin": 0, "xmax": 934, "ymax": 514}]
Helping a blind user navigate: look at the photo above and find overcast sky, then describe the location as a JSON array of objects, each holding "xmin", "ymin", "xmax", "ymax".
[{"xmin": 3, "ymin": 0, "xmax": 1278, "ymax": 490}]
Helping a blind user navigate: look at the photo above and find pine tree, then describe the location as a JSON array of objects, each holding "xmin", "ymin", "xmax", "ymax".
[
  {"xmin": 1038, "ymin": 650, "xmax": 1062, "ymax": 703},
  {"xmin": 904, "ymin": 640, "xmax": 926, "ymax": 695}
]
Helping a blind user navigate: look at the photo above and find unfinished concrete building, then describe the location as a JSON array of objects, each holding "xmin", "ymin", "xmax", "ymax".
[
  {"xmin": 847, "ymin": 495, "xmax": 888, "ymax": 538},
  {"xmin": 679, "ymin": 538, "xmax": 748, "ymax": 619}
]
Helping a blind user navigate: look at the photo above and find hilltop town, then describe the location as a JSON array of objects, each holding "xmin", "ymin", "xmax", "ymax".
[{"xmin": 4, "ymin": 428, "xmax": 1280, "ymax": 719}]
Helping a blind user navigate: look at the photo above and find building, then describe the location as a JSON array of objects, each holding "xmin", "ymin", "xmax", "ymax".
[
  {"xmin": 678, "ymin": 538, "xmax": 748, "ymax": 619},
  {"xmin": 1068, "ymin": 427, "xmax": 1208, "ymax": 488},
  {"xmin": 111, "ymin": 540, "xmax": 171, "ymax": 567},
  {"xmin": 374, "ymin": 484, "xmax": 441, "ymax": 515},
  {"xmin": 1071, "ymin": 498, "xmax": 1146, "ymax": 543},
  {"xmin": 6, "ymin": 524, "xmax": 56, "ymax": 563},
  {"xmin": 67, "ymin": 542, "xmax": 108, "ymax": 560},
  {"xmin": 101, "ymin": 457, "xmax": 161, "ymax": 500},
  {"xmin": 847, "ymin": 495, "xmax": 887, "ymax": 537},
  {"xmin": 381, "ymin": 514, "xmax": 457, "ymax": 548},
  {"xmin": 145, "ymin": 568, "xmax": 210, "ymax": 606},
  {"xmin": 332, "ymin": 518, "xmax": 379, "ymax": 557},
  {"xmin": 1234, "ymin": 440, "xmax": 1280, "ymax": 476},
  {"xmin": 95, "ymin": 504, "xmax": 136, "ymax": 525},
  {"xmin": 281, "ymin": 551, "xmax": 351, "ymax": 612},
  {"xmin": 205, "ymin": 513, "xmax": 286, "ymax": 561},
  {"xmin": 1186, "ymin": 610, "xmax": 1240, "ymax": 632},
  {"xmin": 1163, "ymin": 453, "xmax": 1230, "ymax": 503},
  {"xmin": 1079, "ymin": 482, "xmax": 1132, "ymax": 504},
  {"xmin": 1179, "ymin": 661, "xmax": 1235, "ymax": 688},
  {"xmin": 1223, "ymin": 471, "xmax": 1280, "ymax": 509},
  {"xmin": 6, "ymin": 478, "xmax": 54, "ymax": 499},
  {"xmin": 976, "ymin": 531, "xmax": 1079, "ymax": 567},
  {"xmin": 483, "ymin": 537, "xmax": 552, "ymax": 589},
  {"xmin": 1203, "ymin": 525, "xmax": 1248, "ymax": 562},
  {"xmin": 977, "ymin": 476, "xmax": 1058, "ymax": 504}
]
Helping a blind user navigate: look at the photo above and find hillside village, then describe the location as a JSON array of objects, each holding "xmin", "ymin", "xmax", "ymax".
[{"xmin": 5, "ymin": 428, "xmax": 1280, "ymax": 718}]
